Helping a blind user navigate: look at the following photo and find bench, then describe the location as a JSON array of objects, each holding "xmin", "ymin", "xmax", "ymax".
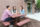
[
  {"xmin": 16, "ymin": 18, "xmax": 31, "ymax": 26},
  {"xmin": 2, "ymin": 22, "xmax": 10, "ymax": 26}
]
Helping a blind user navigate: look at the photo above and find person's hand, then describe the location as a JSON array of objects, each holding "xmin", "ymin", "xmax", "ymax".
[
  {"xmin": 16, "ymin": 13, "xmax": 20, "ymax": 16},
  {"xmin": 12, "ymin": 14, "xmax": 17, "ymax": 18},
  {"xmin": 21, "ymin": 15, "xmax": 25, "ymax": 16}
]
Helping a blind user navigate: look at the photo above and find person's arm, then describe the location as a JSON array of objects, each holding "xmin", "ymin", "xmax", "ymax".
[
  {"xmin": 16, "ymin": 10, "xmax": 18, "ymax": 14},
  {"xmin": 16, "ymin": 10, "xmax": 22, "ymax": 17},
  {"xmin": 7, "ymin": 10, "xmax": 16, "ymax": 18},
  {"xmin": 21, "ymin": 9, "xmax": 25, "ymax": 16},
  {"xmin": 23, "ymin": 9, "xmax": 26, "ymax": 16}
]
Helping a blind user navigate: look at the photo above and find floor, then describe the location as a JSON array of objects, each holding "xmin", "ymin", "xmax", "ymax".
[
  {"xmin": 26, "ymin": 12, "xmax": 40, "ymax": 21},
  {"xmin": 0, "ymin": 19, "xmax": 40, "ymax": 27}
]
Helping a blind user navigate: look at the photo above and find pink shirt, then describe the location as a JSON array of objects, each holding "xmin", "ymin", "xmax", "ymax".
[{"xmin": 1, "ymin": 9, "xmax": 13, "ymax": 21}]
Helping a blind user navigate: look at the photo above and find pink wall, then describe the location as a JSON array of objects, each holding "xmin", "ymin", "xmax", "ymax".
[{"xmin": 0, "ymin": 0, "xmax": 27, "ymax": 18}]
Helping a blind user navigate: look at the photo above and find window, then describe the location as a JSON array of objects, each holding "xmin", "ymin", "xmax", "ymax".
[{"xmin": 27, "ymin": 3, "xmax": 32, "ymax": 14}]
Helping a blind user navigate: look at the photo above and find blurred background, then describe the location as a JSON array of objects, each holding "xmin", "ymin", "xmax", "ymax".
[
  {"xmin": 0, "ymin": 0, "xmax": 36, "ymax": 18},
  {"xmin": 0, "ymin": 0, "xmax": 40, "ymax": 27},
  {"xmin": 0, "ymin": 0, "xmax": 40, "ymax": 18}
]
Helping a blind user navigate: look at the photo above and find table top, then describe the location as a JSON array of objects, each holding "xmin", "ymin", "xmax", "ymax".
[{"xmin": 12, "ymin": 14, "xmax": 25, "ymax": 18}]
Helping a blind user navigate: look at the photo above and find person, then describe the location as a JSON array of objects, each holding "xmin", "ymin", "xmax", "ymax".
[
  {"xmin": 1, "ymin": 5, "xmax": 17, "ymax": 27},
  {"xmin": 11, "ymin": 6, "xmax": 17, "ymax": 14},
  {"xmin": 20, "ymin": 6, "xmax": 25, "ymax": 18},
  {"xmin": 20, "ymin": 6, "xmax": 25, "ymax": 15}
]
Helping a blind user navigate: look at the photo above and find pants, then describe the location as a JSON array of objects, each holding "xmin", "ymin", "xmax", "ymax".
[{"xmin": 4, "ymin": 17, "xmax": 16, "ymax": 25}]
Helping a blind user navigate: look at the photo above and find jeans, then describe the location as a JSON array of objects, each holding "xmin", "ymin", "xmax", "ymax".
[{"xmin": 4, "ymin": 17, "xmax": 16, "ymax": 25}]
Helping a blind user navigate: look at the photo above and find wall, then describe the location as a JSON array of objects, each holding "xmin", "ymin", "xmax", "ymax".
[{"xmin": 0, "ymin": 0, "xmax": 27, "ymax": 18}]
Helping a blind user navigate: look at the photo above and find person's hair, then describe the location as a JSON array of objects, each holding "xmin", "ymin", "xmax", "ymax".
[
  {"xmin": 13, "ymin": 6, "xmax": 16, "ymax": 10},
  {"xmin": 13, "ymin": 6, "xmax": 14, "ymax": 9},
  {"xmin": 6, "ymin": 5, "xmax": 9, "ymax": 8},
  {"xmin": 20, "ymin": 6, "xmax": 23, "ymax": 9}
]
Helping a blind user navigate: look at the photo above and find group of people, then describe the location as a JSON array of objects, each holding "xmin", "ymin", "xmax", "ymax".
[{"xmin": 1, "ymin": 5, "xmax": 25, "ymax": 27}]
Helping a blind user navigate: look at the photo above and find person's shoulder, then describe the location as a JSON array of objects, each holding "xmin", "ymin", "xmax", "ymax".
[
  {"xmin": 2, "ymin": 9, "xmax": 8, "ymax": 13},
  {"xmin": 6, "ymin": 9, "xmax": 9, "ymax": 11},
  {"xmin": 4, "ymin": 9, "xmax": 9, "ymax": 12},
  {"xmin": 23, "ymin": 9, "xmax": 24, "ymax": 10}
]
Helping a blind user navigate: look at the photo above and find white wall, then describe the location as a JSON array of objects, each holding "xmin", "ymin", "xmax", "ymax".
[{"xmin": 35, "ymin": 0, "xmax": 37, "ymax": 4}]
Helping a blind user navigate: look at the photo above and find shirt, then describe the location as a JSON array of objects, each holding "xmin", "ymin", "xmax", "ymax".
[
  {"xmin": 1, "ymin": 9, "xmax": 13, "ymax": 21},
  {"xmin": 11, "ymin": 9, "xmax": 16, "ymax": 14},
  {"xmin": 20, "ymin": 9, "xmax": 25, "ymax": 15}
]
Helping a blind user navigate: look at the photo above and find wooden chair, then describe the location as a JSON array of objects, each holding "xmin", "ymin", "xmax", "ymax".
[
  {"xmin": 16, "ymin": 18, "xmax": 31, "ymax": 26},
  {"xmin": 0, "ymin": 20, "xmax": 10, "ymax": 27},
  {"xmin": 2, "ymin": 22, "xmax": 10, "ymax": 26}
]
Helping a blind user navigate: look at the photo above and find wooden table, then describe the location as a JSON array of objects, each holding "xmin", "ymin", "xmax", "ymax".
[{"xmin": 13, "ymin": 14, "xmax": 31, "ymax": 27}]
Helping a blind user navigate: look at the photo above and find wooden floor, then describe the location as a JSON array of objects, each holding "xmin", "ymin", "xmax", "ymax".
[{"xmin": 0, "ymin": 19, "xmax": 40, "ymax": 27}]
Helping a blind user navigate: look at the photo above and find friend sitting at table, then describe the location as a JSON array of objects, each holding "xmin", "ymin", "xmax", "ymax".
[
  {"xmin": 11, "ymin": 6, "xmax": 17, "ymax": 14},
  {"xmin": 1, "ymin": 5, "xmax": 18, "ymax": 27},
  {"xmin": 20, "ymin": 6, "xmax": 25, "ymax": 18}
]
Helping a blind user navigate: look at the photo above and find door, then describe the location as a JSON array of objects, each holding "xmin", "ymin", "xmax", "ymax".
[{"xmin": 27, "ymin": 3, "xmax": 32, "ymax": 14}]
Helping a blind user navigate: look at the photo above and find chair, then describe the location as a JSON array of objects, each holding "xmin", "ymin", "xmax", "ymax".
[
  {"xmin": 2, "ymin": 22, "xmax": 10, "ymax": 26},
  {"xmin": 16, "ymin": 18, "xmax": 31, "ymax": 26},
  {"xmin": 0, "ymin": 20, "xmax": 10, "ymax": 27}
]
